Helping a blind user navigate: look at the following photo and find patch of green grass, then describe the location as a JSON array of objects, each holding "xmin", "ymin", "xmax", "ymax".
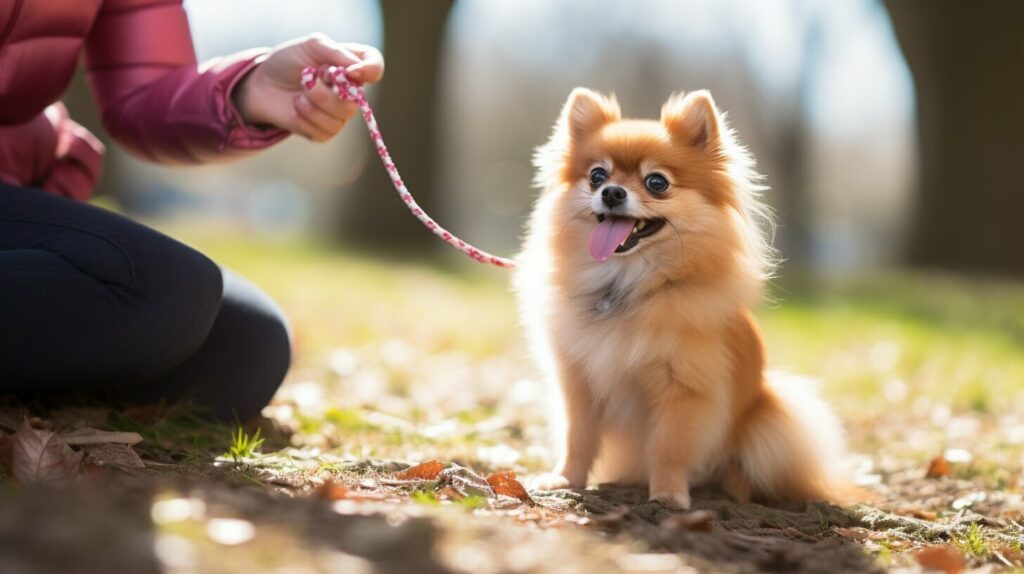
[
  {"xmin": 107, "ymin": 406, "xmax": 231, "ymax": 464},
  {"xmin": 324, "ymin": 408, "xmax": 379, "ymax": 432},
  {"xmin": 227, "ymin": 427, "xmax": 265, "ymax": 463},
  {"xmin": 159, "ymin": 222, "xmax": 1024, "ymax": 422},
  {"xmin": 157, "ymin": 222, "xmax": 518, "ymax": 361},
  {"xmin": 815, "ymin": 508, "xmax": 830, "ymax": 533},
  {"xmin": 455, "ymin": 495, "xmax": 489, "ymax": 510},
  {"xmin": 952, "ymin": 523, "xmax": 990, "ymax": 558},
  {"xmin": 875, "ymin": 541, "xmax": 893, "ymax": 567},
  {"xmin": 760, "ymin": 285, "xmax": 1024, "ymax": 417},
  {"xmin": 411, "ymin": 490, "xmax": 440, "ymax": 506}
]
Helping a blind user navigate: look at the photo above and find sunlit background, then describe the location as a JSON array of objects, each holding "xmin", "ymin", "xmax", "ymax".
[
  {"xmin": 82, "ymin": 0, "xmax": 922, "ymax": 275},
  {"xmin": 59, "ymin": 0, "xmax": 1024, "ymax": 408},
  {"xmin": 58, "ymin": 0, "xmax": 1024, "ymax": 416}
]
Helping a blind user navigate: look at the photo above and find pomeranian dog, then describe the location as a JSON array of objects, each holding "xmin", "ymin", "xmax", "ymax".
[{"xmin": 515, "ymin": 88, "xmax": 845, "ymax": 508}]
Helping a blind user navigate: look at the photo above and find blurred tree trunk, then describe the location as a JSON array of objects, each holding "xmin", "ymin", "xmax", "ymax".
[
  {"xmin": 337, "ymin": 0, "xmax": 454, "ymax": 254},
  {"xmin": 884, "ymin": 0, "xmax": 1024, "ymax": 276}
]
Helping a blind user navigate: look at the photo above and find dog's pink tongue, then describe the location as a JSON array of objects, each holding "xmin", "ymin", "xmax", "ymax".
[{"xmin": 588, "ymin": 217, "xmax": 635, "ymax": 263}]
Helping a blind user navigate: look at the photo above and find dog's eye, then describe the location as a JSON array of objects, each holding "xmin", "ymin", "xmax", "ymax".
[
  {"xmin": 644, "ymin": 173, "xmax": 669, "ymax": 194},
  {"xmin": 589, "ymin": 167, "xmax": 608, "ymax": 188}
]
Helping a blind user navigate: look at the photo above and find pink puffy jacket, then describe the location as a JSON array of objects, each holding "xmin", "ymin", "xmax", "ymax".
[{"xmin": 0, "ymin": 0, "xmax": 289, "ymax": 201}]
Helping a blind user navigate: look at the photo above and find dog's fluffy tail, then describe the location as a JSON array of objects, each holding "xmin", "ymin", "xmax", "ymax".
[{"xmin": 728, "ymin": 372, "xmax": 848, "ymax": 502}]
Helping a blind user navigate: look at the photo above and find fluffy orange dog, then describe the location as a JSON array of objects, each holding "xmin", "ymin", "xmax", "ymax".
[{"xmin": 516, "ymin": 88, "xmax": 844, "ymax": 508}]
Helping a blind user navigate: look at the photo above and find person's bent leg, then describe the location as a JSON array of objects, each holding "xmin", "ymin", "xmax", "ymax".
[
  {"xmin": 114, "ymin": 268, "xmax": 292, "ymax": 421},
  {"xmin": 0, "ymin": 185, "xmax": 223, "ymax": 389}
]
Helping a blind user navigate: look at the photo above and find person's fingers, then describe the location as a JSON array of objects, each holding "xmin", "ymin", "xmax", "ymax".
[
  {"xmin": 341, "ymin": 43, "xmax": 376, "ymax": 57},
  {"xmin": 343, "ymin": 45, "xmax": 384, "ymax": 84},
  {"xmin": 294, "ymin": 94, "xmax": 346, "ymax": 137},
  {"xmin": 293, "ymin": 112, "xmax": 336, "ymax": 142},
  {"xmin": 303, "ymin": 73, "xmax": 359, "ymax": 120},
  {"xmin": 302, "ymin": 34, "xmax": 361, "ymax": 69}
]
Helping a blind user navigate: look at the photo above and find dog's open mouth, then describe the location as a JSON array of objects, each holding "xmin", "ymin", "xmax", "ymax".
[{"xmin": 589, "ymin": 214, "xmax": 667, "ymax": 262}]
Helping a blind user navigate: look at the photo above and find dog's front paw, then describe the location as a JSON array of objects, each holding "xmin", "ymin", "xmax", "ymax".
[
  {"xmin": 528, "ymin": 472, "xmax": 574, "ymax": 491},
  {"xmin": 650, "ymin": 490, "xmax": 692, "ymax": 509}
]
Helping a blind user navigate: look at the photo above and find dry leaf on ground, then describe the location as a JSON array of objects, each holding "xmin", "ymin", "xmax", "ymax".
[
  {"xmin": 318, "ymin": 480, "xmax": 349, "ymax": 501},
  {"xmin": 62, "ymin": 428, "xmax": 143, "ymax": 446},
  {"xmin": 897, "ymin": 507, "xmax": 938, "ymax": 521},
  {"xmin": 485, "ymin": 470, "xmax": 534, "ymax": 504},
  {"xmin": 926, "ymin": 455, "xmax": 952, "ymax": 478},
  {"xmin": 11, "ymin": 418, "xmax": 82, "ymax": 486},
  {"xmin": 81, "ymin": 443, "xmax": 145, "ymax": 469},
  {"xmin": 914, "ymin": 545, "xmax": 965, "ymax": 574},
  {"xmin": 395, "ymin": 459, "xmax": 445, "ymax": 480}
]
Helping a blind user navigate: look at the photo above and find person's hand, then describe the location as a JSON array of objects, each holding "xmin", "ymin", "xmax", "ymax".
[{"xmin": 233, "ymin": 34, "xmax": 384, "ymax": 141}]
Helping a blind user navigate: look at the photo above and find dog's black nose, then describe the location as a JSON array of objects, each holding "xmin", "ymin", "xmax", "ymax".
[{"xmin": 601, "ymin": 186, "xmax": 627, "ymax": 208}]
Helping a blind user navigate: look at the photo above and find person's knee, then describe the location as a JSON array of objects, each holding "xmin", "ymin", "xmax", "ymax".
[
  {"xmin": 205, "ymin": 273, "xmax": 292, "ymax": 421},
  {"xmin": 252, "ymin": 302, "xmax": 292, "ymax": 382},
  {"xmin": 126, "ymin": 244, "xmax": 224, "ymax": 378}
]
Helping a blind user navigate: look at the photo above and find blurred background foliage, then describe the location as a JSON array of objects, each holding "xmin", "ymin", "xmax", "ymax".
[{"xmin": 62, "ymin": 0, "xmax": 1021, "ymax": 280}]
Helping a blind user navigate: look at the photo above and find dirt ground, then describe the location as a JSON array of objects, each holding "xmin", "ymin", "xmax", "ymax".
[{"xmin": 1, "ymin": 391, "xmax": 1022, "ymax": 574}]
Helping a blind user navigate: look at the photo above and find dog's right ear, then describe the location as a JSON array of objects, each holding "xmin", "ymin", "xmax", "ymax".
[
  {"xmin": 534, "ymin": 89, "xmax": 620, "ymax": 188},
  {"xmin": 661, "ymin": 90, "xmax": 721, "ymax": 148},
  {"xmin": 561, "ymin": 88, "xmax": 620, "ymax": 141}
]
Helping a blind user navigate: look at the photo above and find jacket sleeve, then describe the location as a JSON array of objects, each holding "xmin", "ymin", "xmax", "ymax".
[{"xmin": 83, "ymin": 0, "xmax": 289, "ymax": 164}]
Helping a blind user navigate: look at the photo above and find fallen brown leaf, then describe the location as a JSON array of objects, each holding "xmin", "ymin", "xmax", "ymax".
[
  {"xmin": 318, "ymin": 480, "xmax": 349, "ymax": 501},
  {"xmin": 395, "ymin": 459, "xmax": 445, "ymax": 481},
  {"xmin": 915, "ymin": 545, "xmax": 965, "ymax": 574},
  {"xmin": 926, "ymin": 455, "xmax": 952, "ymax": 478},
  {"xmin": 897, "ymin": 507, "xmax": 938, "ymax": 521},
  {"xmin": 11, "ymin": 418, "xmax": 82, "ymax": 486},
  {"xmin": 485, "ymin": 470, "xmax": 534, "ymax": 504}
]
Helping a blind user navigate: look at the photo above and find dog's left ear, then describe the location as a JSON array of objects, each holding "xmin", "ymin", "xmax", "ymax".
[{"xmin": 661, "ymin": 90, "xmax": 721, "ymax": 148}]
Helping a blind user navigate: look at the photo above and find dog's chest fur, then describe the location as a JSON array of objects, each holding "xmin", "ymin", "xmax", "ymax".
[{"xmin": 551, "ymin": 261, "xmax": 735, "ymax": 415}]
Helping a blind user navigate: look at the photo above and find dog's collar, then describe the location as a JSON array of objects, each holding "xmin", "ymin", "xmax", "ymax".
[{"xmin": 596, "ymin": 293, "xmax": 615, "ymax": 313}]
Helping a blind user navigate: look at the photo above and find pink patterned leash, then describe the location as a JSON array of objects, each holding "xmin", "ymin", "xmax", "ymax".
[{"xmin": 303, "ymin": 66, "xmax": 516, "ymax": 269}]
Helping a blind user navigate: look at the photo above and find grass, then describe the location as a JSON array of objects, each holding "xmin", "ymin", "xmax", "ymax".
[
  {"xmin": 161, "ymin": 220, "xmax": 1024, "ymax": 420},
  {"xmin": 953, "ymin": 523, "xmax": 990, "ymax": 558},
  {"xmin": 147, "ymin": 223, "xmax": 1024, "ymax": 483},
  {"xmin": 227, "ymin": 427, "xmax": 265, "ymax": 463}
]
